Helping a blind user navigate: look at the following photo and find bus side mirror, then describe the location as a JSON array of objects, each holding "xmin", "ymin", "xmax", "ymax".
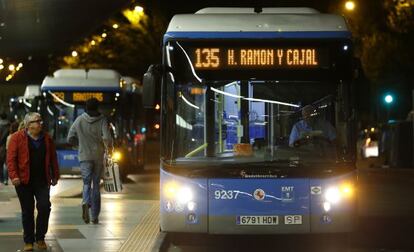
[{"xmin": 143, "ymin": 64, "xmax": 161, "ymax": 109}]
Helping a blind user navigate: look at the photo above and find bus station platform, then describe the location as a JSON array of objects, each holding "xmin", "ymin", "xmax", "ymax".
[{"xmin": 0, "ymin": 176, "xmax": 163, "ymax": 252}]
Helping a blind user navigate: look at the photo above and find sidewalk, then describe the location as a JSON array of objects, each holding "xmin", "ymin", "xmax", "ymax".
[{"xmin": 0, "ymin": 180, "xmax": 158, "ymax": 252}]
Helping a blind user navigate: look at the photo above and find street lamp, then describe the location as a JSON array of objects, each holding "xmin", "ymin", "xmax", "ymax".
[
  {"xmin": 345, "ymin": 1, "xmax": 356, "ymax": 11},
  {"xmin": 134, "ymin": 6, "xmax": 144, "ymax": 13}
]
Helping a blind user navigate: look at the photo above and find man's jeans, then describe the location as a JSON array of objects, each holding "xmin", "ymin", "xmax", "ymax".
[
  {"xmin": 80, "ymin": 161, "xmax": 102, "ymax": 220},
  {"xmin": 15, "ymin": 183, "xmax": 51, "ymax": 243}
]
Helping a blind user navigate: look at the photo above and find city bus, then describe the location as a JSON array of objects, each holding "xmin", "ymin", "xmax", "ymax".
[
  {"xmin": 144, "ymin": 7, "xmax": 359, "ymax": 234},
  {"xmin": 9, "ymin": 85, "xmax": 41, "ymax": 121},
  {"xmin": 41, "ymin": 69, "xmax": 145, "ymax": 176}
]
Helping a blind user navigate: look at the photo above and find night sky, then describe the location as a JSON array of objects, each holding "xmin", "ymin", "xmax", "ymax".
[{"xmin": 1, "ymin": 0, "xmax": 413, "ymax": 123}]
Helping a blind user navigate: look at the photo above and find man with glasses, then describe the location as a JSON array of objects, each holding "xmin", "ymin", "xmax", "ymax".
[{"xmin": 7, "ymin": 112, "xmax": 59, "ymax": 251}]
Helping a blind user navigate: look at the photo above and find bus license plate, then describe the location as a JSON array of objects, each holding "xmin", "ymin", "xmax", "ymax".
[{"xmin": 237, "ymin": 216, "xmax": 279, "ymax": 225}]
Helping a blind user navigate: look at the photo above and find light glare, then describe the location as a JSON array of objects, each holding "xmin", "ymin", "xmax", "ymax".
[
  {"xmin": 112, "ymin": 151, "xmax": 122, "ymax": 161},
  {"xmin": 323, "ymin": 202, "xmax": 331, "ymax": 212},
  {"xmin": 325, "ymin": 187, "xmax": 341, "ymax": 204},
  {"xmin": 134, "ymin": 6, "xmax": 144, "ymax": 13},
  {"xmin": 187, "ymin": 202, "xmax": 197, "ymax": 211},
  {"xmin": 385, "ymin": 95, "xmax": 393, "ymax": 104},
  {"xmin": 177, "ymin": 187, "xmax": 193, "ymax": 204},
  {"xmin": 345, "ymin": 1, "xmax": 355, "ymax": 11}
]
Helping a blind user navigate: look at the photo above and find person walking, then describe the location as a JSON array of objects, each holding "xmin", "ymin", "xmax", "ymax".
[
  {"xmin": 67, "ymin": 98, "xmax": 112, "ymax": 224},
  {"xmin": 7, "ymin": 112, "xmax": 59, "ymax": 251},
  {"xmin": 0, "ymin": 113, "xmax": 10, "ymax": 184}
]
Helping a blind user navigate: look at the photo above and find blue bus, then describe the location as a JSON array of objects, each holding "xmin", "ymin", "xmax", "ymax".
[
  {"xmin": 41, "ymin": 69, "xmax": 145, "ymax": 176},
  {"xmin": 144, "ymin": 7, "xmax": 358, "ymax": 234},
  {"xmin": 9, "ymin": 85, "xmax": 41, "ymax": 121}
]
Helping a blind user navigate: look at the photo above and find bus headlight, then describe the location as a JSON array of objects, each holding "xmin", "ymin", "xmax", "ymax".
[
  {"xmin": 112, "ymin": 151, "xmax": 122, "ymax": 162},
  {"xmin": 324, "ymin": 183, "xmax": 354, "ymax": 204},
  {"xmin": 164, "ymin": 182, "xmax": 194, "ymax": 204},
  {"xmin": 324, "ymin": 187, "xmax": 341, "ymax": 204},
  {"xmin": 177, "ymin": 187, "xmax": 193, "ymax": 204}
]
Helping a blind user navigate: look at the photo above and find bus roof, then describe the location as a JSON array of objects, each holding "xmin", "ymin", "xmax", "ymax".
[
  {"xmin": 195, "ymin": 7, "xmax": 320, "ymax": 14},
  {"xmin": 165, "ymin": 7, "xmax": 350, "ymax": 41},
  {"xmin": 41, "ymin": 69, "xmax": 121, "ymax": 92}
]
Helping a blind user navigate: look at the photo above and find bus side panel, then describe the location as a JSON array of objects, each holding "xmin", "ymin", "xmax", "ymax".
[
  {"xmin": 208, "ymin": 178, "xmax": 311, "ymax": 234},
  {"xmin": 310, "ymin": 172, "xmax": 357, "ymax": 233},
  {"xmin": 56, "ymin": 150, "xmax": 81, "ymax": 174},
  {"xmin": 160, "ymin": 168, "xmax": 208, "ymax": 233}
]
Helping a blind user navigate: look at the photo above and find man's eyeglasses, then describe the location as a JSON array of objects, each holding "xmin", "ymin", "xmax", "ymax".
[{"xmin": 29, "ymin": 119, "xmax": 43, "ymax": 125}]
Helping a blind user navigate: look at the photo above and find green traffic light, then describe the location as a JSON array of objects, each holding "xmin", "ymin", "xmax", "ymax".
[{"xmin": 384, "ymin": 94, "xmax": 393, "ymax": 104}]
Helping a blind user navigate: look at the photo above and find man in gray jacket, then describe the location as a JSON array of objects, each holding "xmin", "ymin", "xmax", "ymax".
[{"xmin": 67, "ymin": 98, "xmax": 112, "ymax": 224}]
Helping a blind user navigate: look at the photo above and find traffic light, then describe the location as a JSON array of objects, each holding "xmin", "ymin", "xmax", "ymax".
[{"xmin": 384, "ymin": 94, "xmax": 393, "ymax": 104}]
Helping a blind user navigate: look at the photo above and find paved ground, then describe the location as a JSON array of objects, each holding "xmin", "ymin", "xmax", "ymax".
[
  {"xmin": 0, "ymin": 141, "xmax": 161, "ymax": 252},
  {"xmin": 2, "ymin": 145, "xmax": 414, "ymax": 252},
  {"xmin": 0, "ymin": 172, "xmax": 159, "ymax": 252}
]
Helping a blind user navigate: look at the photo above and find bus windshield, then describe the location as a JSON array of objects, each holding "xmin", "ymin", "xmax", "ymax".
[
  {"xmin": 46, "ymin": 102, "xmax": 116, "ymax": 146},
  {"xmin": 168, "ymin": 80, "xmax": 346, "ymax": 165},
  {"xmin": 161, "ymin": 39, "xmax": 355, "ymax": 167}
]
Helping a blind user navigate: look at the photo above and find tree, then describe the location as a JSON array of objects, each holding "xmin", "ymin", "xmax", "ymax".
[
  {"xmin": 329, "ymin": 1, "xmax": 414, "ymax": 122},
  {"xmin": 52, "ymin": 6, "xmax": 167, "ymax": 78}
]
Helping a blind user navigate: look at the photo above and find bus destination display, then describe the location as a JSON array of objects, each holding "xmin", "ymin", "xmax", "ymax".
[
  {"xmin": 51, "ymin": 92, "xmax": 109, "ymax": 103},
  {"xmin": 192, "ymin": 47, "xmax": 328, "ymax": 70}
]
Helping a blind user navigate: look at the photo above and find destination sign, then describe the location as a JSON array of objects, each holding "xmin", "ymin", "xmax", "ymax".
[
  {"xmin": 192, "ymin": 47, "xmax": 328, "ymax": 70},
  {"xmin": 50, "ymin": 91, "xmax": 113, "ymax": 103},
  {"xmin": 72, "ymin": 92, "xmax": 104, "ymax": 102}
]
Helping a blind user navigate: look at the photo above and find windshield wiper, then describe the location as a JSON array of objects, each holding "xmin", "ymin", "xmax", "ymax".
[{"xmin": 247, "ymin": 159, "xmax": 302, "ymax": 168}]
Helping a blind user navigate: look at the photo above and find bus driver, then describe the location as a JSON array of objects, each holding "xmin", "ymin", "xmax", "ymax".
[{"xmin": 289, "ymin": 105, "xmax": 336, "ymax": 147}]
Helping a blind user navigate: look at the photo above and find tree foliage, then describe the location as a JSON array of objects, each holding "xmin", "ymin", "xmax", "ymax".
[
  {"xmin": 385, "ymin": 0, "xmax": 414, "ymax": 33},
  {"xmin": 52, "ymin": 7, "xmax": 167, "ymax": 78}
]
